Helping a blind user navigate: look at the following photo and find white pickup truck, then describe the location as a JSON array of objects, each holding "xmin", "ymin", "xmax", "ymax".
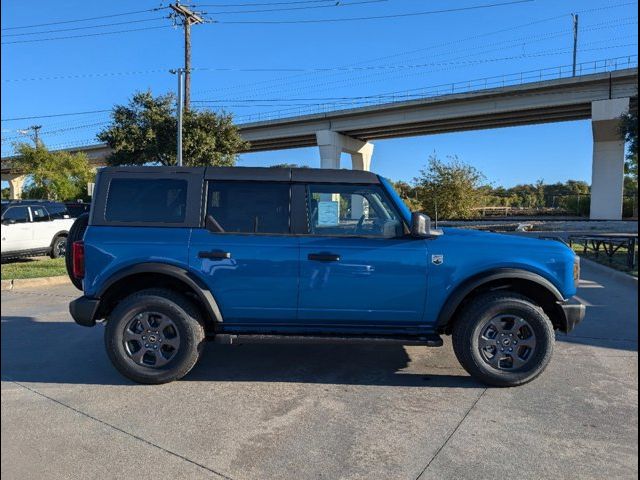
[{"xmin": 1, "ymin": 201, "xmax": 77, "ymax": 260}]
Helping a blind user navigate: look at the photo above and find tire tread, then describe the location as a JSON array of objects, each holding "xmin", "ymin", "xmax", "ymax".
[{"xmin": 452, "ymin": 292, "xmax": 554, "ymax": 387}]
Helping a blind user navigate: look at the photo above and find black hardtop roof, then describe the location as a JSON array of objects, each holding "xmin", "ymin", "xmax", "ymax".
[{"xmin": 99, "ymin": 166, "xmax": 380, "ymax": 184}]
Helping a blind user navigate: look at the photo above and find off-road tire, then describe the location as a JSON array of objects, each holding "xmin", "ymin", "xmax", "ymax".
[
  {"xmin": 105, "ymin": 288, "xmax": 205, "ymax": 384},
  {"xmin": 65, "ymin": 213, "xmax": 89, "ymax": 290},
  {"xmin": 452, "ymin": 292, "xmax": 555, "ymax": 387},
  {"xmin": 50, "ymin": 235, "xmax": 67, "ymax": 259}
]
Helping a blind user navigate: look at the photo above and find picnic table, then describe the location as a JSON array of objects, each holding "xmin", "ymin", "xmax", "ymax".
[{"xmin": 568, "ymin": 233, "xmax": 638, "ymax": 269}]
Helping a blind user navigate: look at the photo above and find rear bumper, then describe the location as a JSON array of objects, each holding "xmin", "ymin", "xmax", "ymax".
[
  {"xmin": 69, "ymin": 296, "xmax": 100, "ymax": 327},
  {"xmin": 557, "ymin": 298, "xmax": 586, "ymax": 333}
]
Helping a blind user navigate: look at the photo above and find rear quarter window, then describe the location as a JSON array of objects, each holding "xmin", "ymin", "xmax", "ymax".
[{"xmin": 105, "ymin": 179, "xmax": 188, "ymax": 223}]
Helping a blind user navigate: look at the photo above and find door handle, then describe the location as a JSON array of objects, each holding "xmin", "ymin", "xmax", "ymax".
[
  {"xmin": 198, "ymin": 250, "xmax": 231, "ymax": 260},
  {"xmin": 308, "ymin": 253, "xmax": 340, "ymax": 262}
]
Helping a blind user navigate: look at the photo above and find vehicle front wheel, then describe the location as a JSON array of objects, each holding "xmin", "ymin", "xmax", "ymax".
[
  {"xmin": 452, "ymin": 292, "xmax": 555, "ymax": 387},
  {"xmin": 105, "ymin": 289, "xmax": 205, "ymax": 384},
  {"xmin": 50, "ymin": 235, "xmax": 67, "ymax": 259}
]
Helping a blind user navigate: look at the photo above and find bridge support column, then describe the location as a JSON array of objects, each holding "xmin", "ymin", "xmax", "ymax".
[
  {"xmin": 4, "ymin": 174, "xmax": 26, "ymax": 199},
  {"xmin": 316, "ymin": 130, "xmax": 374, "ymax": 218},
  {"xmin": 315, "ymin": 130, "xmax": 374, "ymax": 171},
  {"xmin": 589, "ymin": 98, "xmax": 629, "ymax": 220}
]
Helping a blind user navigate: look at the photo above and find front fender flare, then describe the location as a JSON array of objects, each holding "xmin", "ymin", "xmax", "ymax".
[{"xmin": 436, "ymin": 268, "xmax": 564, "ymax": 328}]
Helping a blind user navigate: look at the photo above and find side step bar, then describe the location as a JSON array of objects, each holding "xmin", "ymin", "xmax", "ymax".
[{"xmin": 213, "ymin": 334, "xmax": 443, "ymax": 347}]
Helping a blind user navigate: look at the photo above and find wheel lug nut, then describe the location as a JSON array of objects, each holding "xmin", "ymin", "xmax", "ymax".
[
  {"xmin": 145, "ymin": 344, "xmax": 149, "ymax": 348},
  {"xmin": 142, "ymin": 336, "xmax": 146, "ymax": 340},
  {"xmin": 153, "ymin": 346, "xmax": 158, "ymax": 350}
]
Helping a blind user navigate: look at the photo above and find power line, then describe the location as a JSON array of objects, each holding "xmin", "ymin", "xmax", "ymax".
[
  {"xmin": 191, "ymin": 5, "xmax": 636, "ymax": 99},
  {"xmin": 2, "ymin": 110, "xmax": 112, "ymax": 122},
  {"xmin": 204, "ymin": 0, "xmax": 388, "ymax": 15},
  {"xmin": 196, "ymin": 0, "xmax": 339, "ymax": 6},
  {"xmin": 3, "ymin": 69, "xmax": 173, "ymax": 83},
  {"xmin": 1, "ymin": 25, "xmax": 172, "ymax": 45},
  {"xmin": 189, "ymin": 52, "xmax": 638, "ymax": 103},
  {"xmin": 212, "ymin": 0, "xmax": 535, "ymax": 24},
  {"xmin": 193, "ymin": 17, "xmax": 637, "ymax": 98},
  {"xmin": 1, "ymin": 121, "xmax": 112, "ymax": 143},
  {"xmin": 2, "ymin": 32, "xmax": 635, "ymax": 83},
  {"xmin": 1, "ymin": 7, "xmax": 167, "ymax": 31},
  {"xmin": 3, "ymin": 16, "xmax": 169, "ymax": 37}
]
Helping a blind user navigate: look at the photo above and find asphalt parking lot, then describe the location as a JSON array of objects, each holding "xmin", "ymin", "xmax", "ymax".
[{"xmin": 1, "ymin": 261, "xmax": 637, "ymax": 480}]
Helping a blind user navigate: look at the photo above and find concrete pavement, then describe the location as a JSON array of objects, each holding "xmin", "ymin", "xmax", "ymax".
[{"xmin": 1, "ymin": 261, "xmax": 637, "ymax": 479}]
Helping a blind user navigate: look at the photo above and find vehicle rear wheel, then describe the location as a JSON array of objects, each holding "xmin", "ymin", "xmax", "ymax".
[
  {"xmin": 50, "ymin": 235, "xmax": 67, "ymax": 259},
  {"xmin": 65, "ymin": 213, "xmax": 89, "ymax": 290},
  {"xmin": 452, "ymin": 292, "xmax": 554, "ymax": 387},
  {"xmin": 105, "ymin": 288, "xmax": 205, "ymax": 384}
]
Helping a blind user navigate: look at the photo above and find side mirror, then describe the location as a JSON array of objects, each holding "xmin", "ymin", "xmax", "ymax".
[
  {"xmin": 410, "ymin": 212, "xmax": 429, "ymax": 237},
  {"xmin": 410, "ymin": 212, "xmax": 442, "ymax": 237}
]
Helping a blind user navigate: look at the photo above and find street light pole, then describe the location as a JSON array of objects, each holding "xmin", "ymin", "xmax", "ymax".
[{"xmin": 171, "ymin": 68, "xmax": 185, "ymax": 167}]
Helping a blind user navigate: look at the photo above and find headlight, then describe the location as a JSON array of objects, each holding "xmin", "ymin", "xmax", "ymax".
[{"xmin": 573, "ymin": 255, "xmax": 581, "ymax": 287}]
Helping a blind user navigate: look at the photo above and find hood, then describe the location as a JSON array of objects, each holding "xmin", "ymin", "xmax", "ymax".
[{"xmin": 440, "ymin": 227, "xmax": 573, "ymax": 254}]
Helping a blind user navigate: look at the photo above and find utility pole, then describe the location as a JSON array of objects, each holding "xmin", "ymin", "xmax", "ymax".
[
  {"xmin": 18, "ymin": 125, "xmax": 42, "ymax": 147},
  {"xmin": 170, "ymin": 68, "xmax": 186, "ymax": 167},
  {"xmin": 170, "ymin": 2, "xmax": 203, "ymax": 111},
  {"xmin": 31, "ymin": 125, "xmax": 42, "ymax": 147},
  {"xmin": 572, "ymin": 13, "xmax": 579, "ymax": 76}
]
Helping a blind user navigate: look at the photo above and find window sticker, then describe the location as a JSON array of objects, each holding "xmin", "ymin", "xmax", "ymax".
[{"xmin": 317, "ymin": 201, "xmax": 339, "ymax": 226}]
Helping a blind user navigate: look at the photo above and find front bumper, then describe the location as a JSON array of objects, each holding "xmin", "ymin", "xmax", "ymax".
[
  {"xmin": 69, "ymin": 296, "xmax": 100, "ymax": 327},
  {"xmin": 557, "ymin": 298, "xmax": 586, "ymax": 333}
]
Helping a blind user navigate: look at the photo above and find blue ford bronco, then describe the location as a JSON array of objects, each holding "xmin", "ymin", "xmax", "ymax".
[{"xmin": 68, "ymin": 166, "xmax": 584, "ymax": 386}]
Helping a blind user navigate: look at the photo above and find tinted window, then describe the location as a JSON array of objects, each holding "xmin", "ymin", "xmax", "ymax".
[
  {"xmin": 106, "ymin": 179, "xmax": 188, "ymax": 223},
  {"xmin": 30, "ymin": 206, "xmax": 51, "ymax": 222},
  {"xmin": 306, "ymin": 184, "xmax": 403, "ymax": 238},
  {"xmin": 2, "ymin": 206, "xmax": 30, "ymax": 224},
  {"xmin": 65, "ymin": 203, "xmax": 90, "ymax": 218},
  {"xmin": 47, "ymin": 203, "xmax": 71, "ymax": 219},
  {"xmin": 206, "ymin": 181, "xmax": 290, "ymax": 234}
]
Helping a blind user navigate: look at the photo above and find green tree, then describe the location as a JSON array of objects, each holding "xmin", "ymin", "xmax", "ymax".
[
  {"xmin": 391, "ymin": 180, "xmax": 421, "ymax": 211},
  {"xmin": 268, "ymin": 163, "xmax": 309, "ymax": 168},
  {"xmin": 619, "ymin": 110, "xmax": 638, "ymax": 181},
  {"xmin": 97, "ymin": 91, "xmax": 249, "ymax": 167},
  {"xmin": 413, "ymin": 154, "xmax": 486, "ymax": 219},
  {"xmin": 11, "ymin": 143, "xmax": 95, "ymax": 201}
]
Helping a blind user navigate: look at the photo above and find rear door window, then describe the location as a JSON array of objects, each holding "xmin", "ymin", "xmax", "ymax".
[
  {"xmin": 105, "ymin": 179, "xmax": 188, "ymax": 223},
  {"xmin": 29, "ymin": 206, "xmax": 51, "ymax": 222},
  {"xmin": 206, "ymin": 181, "xmax": 290, "ymax": 234}
]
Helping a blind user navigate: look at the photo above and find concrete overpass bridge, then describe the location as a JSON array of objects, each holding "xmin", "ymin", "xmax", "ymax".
[{"xmin": 2, "ymin": 67, "xmax": 637, "ymax": 219}]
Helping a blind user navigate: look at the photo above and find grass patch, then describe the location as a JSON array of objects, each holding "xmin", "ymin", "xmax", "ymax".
[
  {"xmin": 571, "ymin": 244, "xmax": 638, "ymax": 277},
  {"xmin": 1, "ymin": 257, "xmax": 67, "ymax": 280}
]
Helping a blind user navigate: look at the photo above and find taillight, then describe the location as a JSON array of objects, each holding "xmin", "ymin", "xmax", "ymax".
[{"xmin": 72, "ymin": 241, "xmax": 85, "ymax": 279}]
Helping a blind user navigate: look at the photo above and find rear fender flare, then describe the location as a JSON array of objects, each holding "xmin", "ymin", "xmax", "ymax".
[{"xmin": 97, "ymin": 262, "xmax": 223, "ymax": 323}]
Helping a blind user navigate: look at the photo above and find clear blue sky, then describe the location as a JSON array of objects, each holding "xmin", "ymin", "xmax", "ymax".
[{"xmin": 1, "ymin": 0, "xmax": 638, "ymax": 187}]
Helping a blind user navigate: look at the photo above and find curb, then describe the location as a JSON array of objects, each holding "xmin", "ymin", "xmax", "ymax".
[
  {"xmin": 1, "ymin": 275, "xmax": 70, "ymax": 291},
  {"xmin": 579, "ymin": 257, "xmax": 638, "ymax": 288}
]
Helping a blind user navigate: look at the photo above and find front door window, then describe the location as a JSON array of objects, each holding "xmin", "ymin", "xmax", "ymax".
[{"xmin": 306, "ymin": 184, "xmax": 403, "ymax": 238}]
